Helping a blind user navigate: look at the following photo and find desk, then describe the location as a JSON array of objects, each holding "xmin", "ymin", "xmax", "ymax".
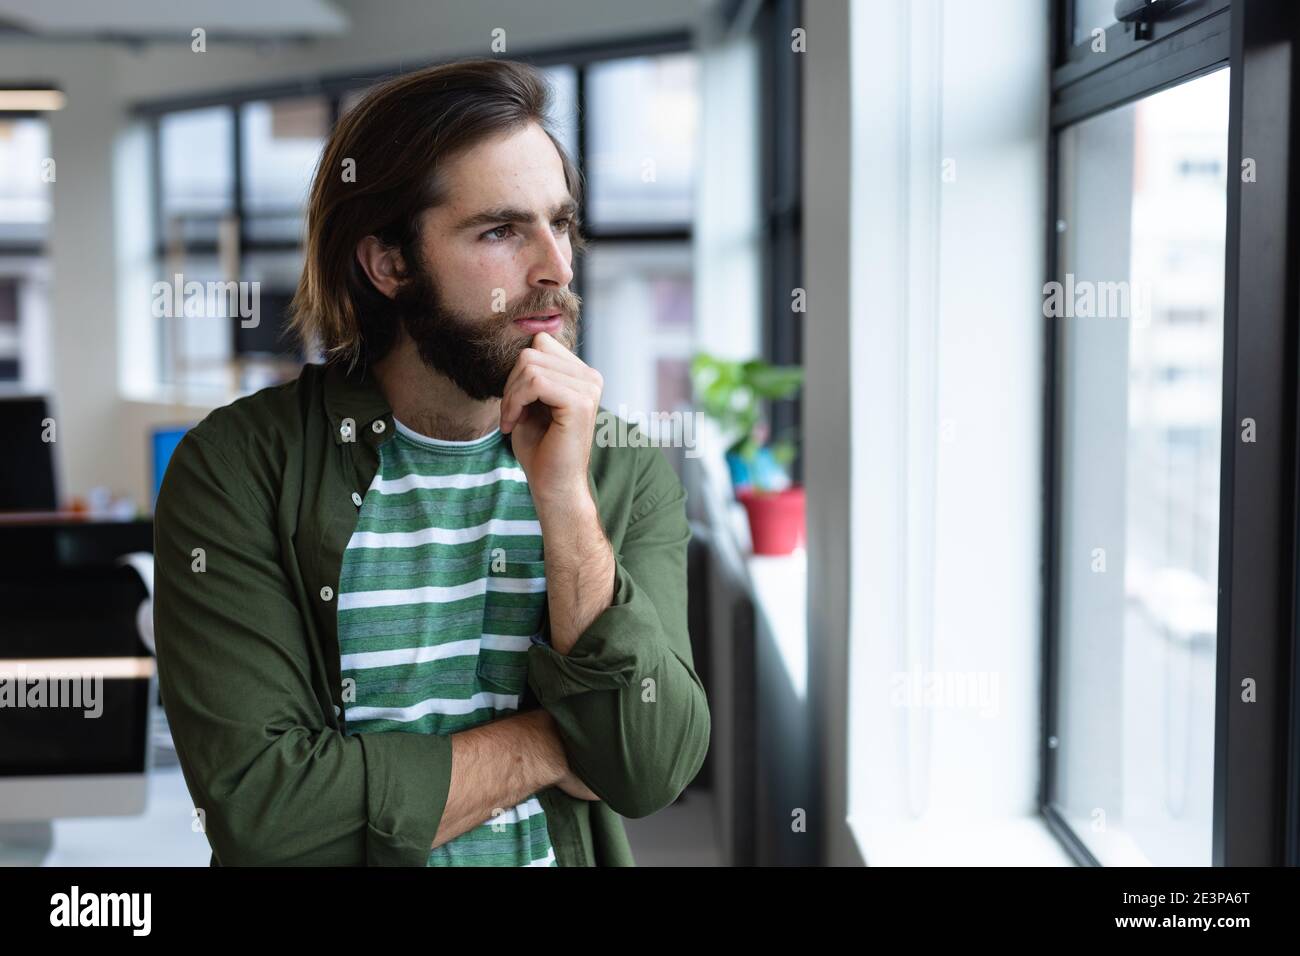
[
  {"xmin": 41, "ymin": 763, "xmax": 212, "ymax": 867},
  {"xmin": 0, "ymin": 515, "xmax": 152, "ymax": 572},
  {"xmin": 0, "ymin": 511, "xmax": 142, "ymax": 525}
]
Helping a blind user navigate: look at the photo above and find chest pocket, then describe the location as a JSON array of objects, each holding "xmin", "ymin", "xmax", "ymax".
[
  {"xmin": 476, "ymin": 649, "xmax": 528, "ymax": 697},
  {"xmin": 475, "ymin": 552, "xmax": 547, "ymax": 699}
]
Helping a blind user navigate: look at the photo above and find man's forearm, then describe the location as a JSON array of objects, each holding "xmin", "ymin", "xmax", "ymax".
[
  {"xmin": 433, "ymin": 708, "xmax": 568, "ymax": 849},
  {"xmin": 535, "ymin": 492, "xmax": 616, "ymax": 655}
]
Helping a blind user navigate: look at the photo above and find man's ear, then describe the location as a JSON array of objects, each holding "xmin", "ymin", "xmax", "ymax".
[{"xmin": 355, "ymin": 236, "xmax": 406, "ymax": 299}]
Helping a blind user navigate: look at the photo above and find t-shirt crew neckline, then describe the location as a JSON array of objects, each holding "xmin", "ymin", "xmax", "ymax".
[{"xmin": 391, "ymin": 416, "xmax": 503, "ymax": 455}]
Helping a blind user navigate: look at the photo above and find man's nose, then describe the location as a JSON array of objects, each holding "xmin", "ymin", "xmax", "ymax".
[{"xmin": 529, "ymin": 226, "xmax": 574, "ymax": 288}]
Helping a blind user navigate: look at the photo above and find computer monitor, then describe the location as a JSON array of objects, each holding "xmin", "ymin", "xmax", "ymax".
[
  {"xmin": 151, "ymin": 426, "xmax": 192, "ymax": 508},
  {"xmin": 0, "ymin": 396, "xmax": 58, "ymax": 511},
  {"xmin": 233, "ymin": 289, "xmax": 301, "ymax": 359},
  {"xmin": 0, "ymin": 520, "xmax": 155, "ymax": 863}
]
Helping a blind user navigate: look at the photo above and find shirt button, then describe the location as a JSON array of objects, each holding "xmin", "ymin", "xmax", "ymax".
[
  {"xmin": 351, "ymin": 492, "xmax": 363, "ymax": 507},
  {"xmin": 340, "ymin": 423, "xmax": 353, "ymax": 440},
  {"xmin": 333, "ymin": 704, "xmax": 342, "ymax": 718},
  {"xmin": 320, "ymin": 585, "xmax": 334, "ymax": 601},
  {"xmin": 371, "ymin": 419, "xmax": 386, "ymax": 434}
]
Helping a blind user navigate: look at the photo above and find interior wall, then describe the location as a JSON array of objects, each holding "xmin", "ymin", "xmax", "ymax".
[
  {"xmin": 803, "ymin": 0, "xmax": 861, "ymax": 867},
  {"xmin": 808, "ymin": 0, "xmax": 1050, "ymax": 865}
]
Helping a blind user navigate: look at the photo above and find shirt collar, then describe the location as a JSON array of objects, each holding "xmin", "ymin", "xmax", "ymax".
[{"xmin": 322, "ymin": 358, "xmax": 393, "ymax": 446}]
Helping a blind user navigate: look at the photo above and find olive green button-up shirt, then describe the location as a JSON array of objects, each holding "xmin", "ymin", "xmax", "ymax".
[{"xmin": 152, "ymin": 359, "xmax": 710, "ymax": 866}]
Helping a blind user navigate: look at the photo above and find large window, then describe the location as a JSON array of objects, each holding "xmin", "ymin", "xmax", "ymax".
[
  {"xmin": 1046, "ymin": 0, "xmax": 1299, "ymax": 867},
  {"xmin": 1053, "ymin": 68, "xmax": 1229, "ymax": 866},
  {"xmin": 155, "ymin": 99, "xmax": 313, "ymax": 393}
]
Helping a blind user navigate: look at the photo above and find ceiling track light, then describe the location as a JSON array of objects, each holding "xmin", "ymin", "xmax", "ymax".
[{"xmin": 0, "ymin": 87, "xmax": 66, "ymax": 112}]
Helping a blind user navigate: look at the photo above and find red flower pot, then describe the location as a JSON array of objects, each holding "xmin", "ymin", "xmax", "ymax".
[{"xmin": 736, "ymin": 484, "xmax": 806, "ymax": 556}]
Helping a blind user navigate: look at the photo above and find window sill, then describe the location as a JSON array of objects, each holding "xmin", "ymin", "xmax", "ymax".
[
  {"xmin": 745, "ymin": 547, "xmax": 807, "ymax": 699},
  {"xmin": 704, "ymin": 484, "xmax": 809, "ymax": 701},
  {"xmin": 848, "ymin": 813, "xmax": 1078, "ymax": 866}
]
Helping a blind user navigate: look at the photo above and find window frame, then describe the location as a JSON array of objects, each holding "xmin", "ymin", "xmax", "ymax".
[
  {"xmin": 1042, "ymin": 0, "xmax": 1300, "ymax": 866},
  {"xmin": 757, "ymin": 0, "xmax": 805, "ymax": 488}
]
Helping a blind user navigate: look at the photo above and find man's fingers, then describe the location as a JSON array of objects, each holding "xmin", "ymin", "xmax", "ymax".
[
  {"xmin": 500, "ymin": 366, "xmax": 592, "ymax": 433},
  {"xmin": 500, "ymin": 350, "xmax": 602, "ymax": 432},
  {"xmin": 530, "ymin": 329, "xmax": 576, "ymax": 360},
  {"xmin": 510, "ymin": 338, "xmax": 602, "ymax": 386},
  {"xmin": 529, "ymin": 333, "xmax": 604, "ymax": 386}
]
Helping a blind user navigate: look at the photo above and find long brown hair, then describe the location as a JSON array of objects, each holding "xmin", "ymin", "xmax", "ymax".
[{"xmin": 289, "ymin": 58, "xmax": 587, "ymax": 369}]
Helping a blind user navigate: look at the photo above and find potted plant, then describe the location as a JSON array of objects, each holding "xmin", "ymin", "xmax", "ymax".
[{"xmin": 691, "ymin": 352, "xmax": 806, "ymax": 556}]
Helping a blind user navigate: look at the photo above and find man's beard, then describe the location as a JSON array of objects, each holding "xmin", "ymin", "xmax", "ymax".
[{"xmin": 391, "ymin": 256, "xmax": 581, "ymax": 401}]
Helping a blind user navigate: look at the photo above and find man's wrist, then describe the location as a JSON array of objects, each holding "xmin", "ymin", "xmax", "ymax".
[
  {"xmin": 532, "ymin": 486, "xmax": 614, "ymax": 655},
  {"xmin": 532, "ymin": 482, "xmax": 598, "ymax": 525},
  {"xmin": 516, "ymin": 708, "xmax": 568, "ymax": 790}
]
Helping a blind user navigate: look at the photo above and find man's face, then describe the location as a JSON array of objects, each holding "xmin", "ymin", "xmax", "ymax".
[{"xmin": 393, "ymin": 121, "xmax": 581, "ymax": 401}]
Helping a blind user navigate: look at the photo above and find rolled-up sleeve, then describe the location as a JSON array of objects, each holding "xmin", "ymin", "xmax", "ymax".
[
  {"xmin": 153, "ymin": 429, "xmax": 452, "ymax": 866},
  {"xmin": 526, "ymin": 446, "xmax": 711, "ymax": 819}
]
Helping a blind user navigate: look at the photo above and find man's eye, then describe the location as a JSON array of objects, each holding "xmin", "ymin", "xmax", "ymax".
[
  {"xmin": 553, "ymin": 217, "xmax": 571, "ymax": 230},
  {"xmin": 483, "ymin": 225, "xmax": 513, "ymax": 241}
]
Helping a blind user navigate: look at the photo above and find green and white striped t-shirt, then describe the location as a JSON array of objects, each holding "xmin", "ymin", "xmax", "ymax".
[{"xmin": 336, "ymin": 416, "xmax": 556, "ymax": 867}]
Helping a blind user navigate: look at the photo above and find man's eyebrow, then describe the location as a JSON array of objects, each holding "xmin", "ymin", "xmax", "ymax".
[{"xmin": 454, "ymin": 197, "xmax": 578, "ymax": 232}]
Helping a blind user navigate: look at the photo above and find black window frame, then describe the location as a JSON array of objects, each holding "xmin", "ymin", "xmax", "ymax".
[
  {"xmin": 756, "ymin": 0, "xmax": 804, "ymax": 487},
  {"xmin": 1042, "ymin": 0, "xmax": 1300, "ymax": 867}
]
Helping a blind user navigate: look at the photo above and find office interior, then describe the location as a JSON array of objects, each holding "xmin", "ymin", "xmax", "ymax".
[{"xmin": 1, "ymin": 0, "xmax": 1298, "ymax": 868}]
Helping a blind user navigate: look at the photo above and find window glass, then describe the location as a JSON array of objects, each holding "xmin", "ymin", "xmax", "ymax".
[
  {"xmin": 0, "ymin": 118, "xmax": 51, "ymax": 243},
  {"xmin": 542, "ymin": 65, "xmax": 578, "ymax": 166},
  {"xmin": 586, "ymin": 53, "xmax": 697, "ymax": 226},
  {"xmin": 160, "ymin": 107, "xmax": 234, "ymax": 245},
  {"xmin": 1053, "ymin": 67, "xmax": 1230, "ymax": 866},
  {"xmin": 241, "ymin": 97, "xmax": 329, "ymax": 243},
  {"xmin": 579, "ymin": 242, "xmax": 694, "ymax": 478}
]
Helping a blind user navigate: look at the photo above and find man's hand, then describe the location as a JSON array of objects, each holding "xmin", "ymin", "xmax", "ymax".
[
  {"xmin": 435, "ymin": 708, "xmax": 597, "ymax": 848},
  {"xmin": 556, "ymin": 770, "xmax": 600, "ymax": 802},
  {"xmin": 500, "ymin": 331, "xmax": 616, "ymax": 654},
  {"xmin": 499, "ymin": 331, "xmax": 603, "ymax": 510}
]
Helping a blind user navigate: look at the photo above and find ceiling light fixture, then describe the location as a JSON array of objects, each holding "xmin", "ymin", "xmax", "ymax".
[{"xmin": 0, "ymin": 88, "xmax": 66, "ymax": 111}]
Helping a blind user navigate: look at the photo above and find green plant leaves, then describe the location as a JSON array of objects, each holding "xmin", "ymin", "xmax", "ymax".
[{"xmin": 691, "ymin": 352, "xmax": 805, "ymax": 491}]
